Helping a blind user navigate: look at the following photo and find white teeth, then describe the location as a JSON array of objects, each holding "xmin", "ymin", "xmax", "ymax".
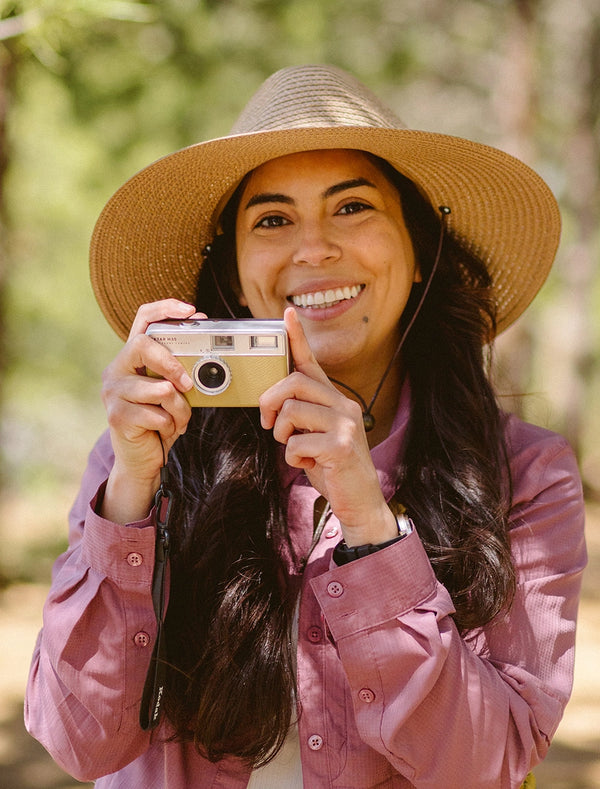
[{"xmin": 291, "ymin": 284, "xmax": 363, "ymax": 309}]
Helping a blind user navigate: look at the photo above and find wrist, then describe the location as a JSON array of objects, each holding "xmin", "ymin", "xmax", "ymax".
[
  {"xmin": 101, "ymin": 467, "xmax": 160, "ymax": 525},
  {"xmin": 340, "ymin": 502, "xmax": 399, "ymax": 547},
  {"xmin": 333, "ymin": 513, "xmax": 413, "ymax": 566}
]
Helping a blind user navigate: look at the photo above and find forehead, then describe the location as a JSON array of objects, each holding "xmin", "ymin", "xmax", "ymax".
[{"xmin": 240, "ymin": 149, "xmax": 397, "ymax": 195}]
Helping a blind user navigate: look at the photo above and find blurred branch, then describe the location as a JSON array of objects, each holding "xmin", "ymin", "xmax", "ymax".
[
  {"xmin": 0, "ymin": 12, "xmax": 38, "ymax": 42},
  {"xmin": 0, "ymin": 40, "xmax": 16, "ymax": 489},
  {"xmin": 0, "ymin": 2, "xmax": 155, "ymax": 43}
]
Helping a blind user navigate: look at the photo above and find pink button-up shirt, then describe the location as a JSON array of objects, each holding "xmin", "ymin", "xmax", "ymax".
[{"xmin": 25, "ymin": 391, "xmax": 586, "ymax": 788}]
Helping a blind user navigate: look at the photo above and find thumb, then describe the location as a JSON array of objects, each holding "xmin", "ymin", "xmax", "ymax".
[{"xmin": 284, "ymin": 307, "xmax": 330, "ymax": 385}]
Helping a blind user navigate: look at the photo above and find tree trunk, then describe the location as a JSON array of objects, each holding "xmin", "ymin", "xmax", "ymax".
[
  {"xmin": 0, "ymin": 43, "xmax": 17, "ymax": 487},
  {"xmin": 491, "ymin": 0, "xmax": 539, "ymax": 418},
  {"xmin": 548, "ymin": 3, "xmax": 600, "ymax": 473}
]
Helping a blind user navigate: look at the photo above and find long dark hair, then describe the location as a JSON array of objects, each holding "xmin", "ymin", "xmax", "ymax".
[{"xmin": 162, "ymin": 154, "xmax": 515, "ymax": 765}]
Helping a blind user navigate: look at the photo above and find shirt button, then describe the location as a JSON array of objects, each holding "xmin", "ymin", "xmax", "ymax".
[
  {"xmin": 324, "ymin": 526, "xmax": 339, "ymax": 539},
  {"xmin": 133, "ymin": 631, "xmax": 150, "ymax": 647},
  {"xmin": 358, "ymin": 688, "xmax": 376, "ymax": 703},
  {"xmin": 307, "ymin": 626, "xmax": 322, "ymax": 643},
  {"xmin": 126, "ymin": 552, "xmax": 143, "ymax": 567},
  {"xmin": 308, "ymin": 734, "xmax": 323, "ymax": 751},
  {"xmin": 326, "ymin": 581, "xmax": 344, "ymax": 598}
]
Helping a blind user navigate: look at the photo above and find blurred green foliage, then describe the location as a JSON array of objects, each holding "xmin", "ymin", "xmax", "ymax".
[{"xmin": 0, "ymin": 0, "xmax": 599, "ymax": 542}]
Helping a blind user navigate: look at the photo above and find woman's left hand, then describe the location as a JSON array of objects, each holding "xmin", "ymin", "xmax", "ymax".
[{"xmin": 259, "ymin": 308, "xmax": 398, "ymax": 547}]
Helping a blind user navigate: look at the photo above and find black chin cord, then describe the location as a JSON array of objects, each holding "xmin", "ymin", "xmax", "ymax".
[{"xmin": 330, "ymin": 206, "xmax": 451, "ymax": 432}]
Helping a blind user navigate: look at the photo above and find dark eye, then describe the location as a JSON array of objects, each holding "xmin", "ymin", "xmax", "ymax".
[
  {"xmin": 337, "ymin": 201, "xmax": 371, "ymax": 215},
  {"xmin": 255, "ymin": 214, "xmax": 290, "ymax": 229}
]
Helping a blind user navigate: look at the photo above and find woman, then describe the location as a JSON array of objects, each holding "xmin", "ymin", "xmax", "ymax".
[{"xmin": 25, "ymin": 65, "xmax": 586, "ymax": 788}]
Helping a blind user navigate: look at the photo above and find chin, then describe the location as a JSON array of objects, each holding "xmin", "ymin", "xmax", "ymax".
[{"xmin": 312, "ymin": 345, "xmax": 359, "ymax": 373}]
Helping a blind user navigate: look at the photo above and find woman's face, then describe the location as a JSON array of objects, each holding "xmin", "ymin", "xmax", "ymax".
[{"xmin": 234, "ymin": 149, "xmax": 420, "ymax": 379}]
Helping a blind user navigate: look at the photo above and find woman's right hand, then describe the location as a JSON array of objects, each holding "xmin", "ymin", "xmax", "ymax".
[{"xmin": 100, "ymin": 299, "xmax": 201, "ymax": 523}]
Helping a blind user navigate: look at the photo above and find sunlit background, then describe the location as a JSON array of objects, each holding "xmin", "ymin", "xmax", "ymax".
[{"xmin": 0, "ymin": 1, "xmax": 598, "ymax": 786}]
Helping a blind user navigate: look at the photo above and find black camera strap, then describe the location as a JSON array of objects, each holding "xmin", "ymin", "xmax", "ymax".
[{"xmin": 139, "ymin": 463, "xmax": 172, "ymax": 731}]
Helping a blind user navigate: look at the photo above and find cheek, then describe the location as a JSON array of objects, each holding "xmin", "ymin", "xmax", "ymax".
[
  {"xmin": 389, "ymin": 228, "xmax": 419, "ymax": 286},
  {"xmin": 235, "ymin": 253, "xmax": 277, "ymax": 313},
  {"xmin": 237, "ymin": 240, "xmax": 283, "ymax": 294},
  {"xmin": 235, "ymin": 238, "xmax": 253, "ymax": 307}
]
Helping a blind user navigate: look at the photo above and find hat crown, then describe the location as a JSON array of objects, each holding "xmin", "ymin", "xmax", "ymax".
[{"xmin": 230, "ymin": 65, "xmax": 406, "ymax": 134}]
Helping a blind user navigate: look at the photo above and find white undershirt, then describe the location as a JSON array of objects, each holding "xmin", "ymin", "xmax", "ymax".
[
  {"xmin": 246, "ymin": 719, "xmax": 303, "ymax": 789},
  {"xmin": 247, "ymin": 601, "xmax": 303, "ymax": 788}
]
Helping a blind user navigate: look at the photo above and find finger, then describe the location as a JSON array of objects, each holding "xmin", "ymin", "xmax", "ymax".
[
  {"xmin": 108, "ymin": 369, "xmax": 192, "ymax": 419},
  {"xmin": 284, "ymin": 307, "xmax": 329, "ymax": 385},
  {"xmin": 282, "ymin": 425, "xmax": 359, "ymax": 474},
  {"xmin": 270, "ymin": 398, "xmax": 327, "ymax": 445},
  {"xmin": 126, "ymin": 334, "xmax": 194, "ymax": 393},
  {"xmin": 259, "ymin": 370, "xmax": 340, "ymax": 431},
  {"xmin": 259, "ymin": 309, "xmax": 337, "ymax": 431},
  {"xmin": 103, "ymin": 340, "xmax": 194, "ymax": 443},
  {"xmin": 274, "ymin": 397, "xmax": 363, "ymax": 455},
  {"xmin": 128, "ymin": 299, "xmax": 202, "ymax": 341},
  {"xmin": 109, "ymin": 396, "xmax": 191, "ymax": 442},
  {"xmin": 104, "ymin": 372, "xmax": 193, "ymax": 458}
]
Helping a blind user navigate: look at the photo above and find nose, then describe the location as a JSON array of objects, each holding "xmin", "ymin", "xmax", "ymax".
[{"xmin": 292, "ymin": 220, "xmax": 341, "ymax": 266}]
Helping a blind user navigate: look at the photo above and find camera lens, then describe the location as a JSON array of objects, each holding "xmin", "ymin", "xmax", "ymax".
[
  {"xmin": 192, "ymin": 357, "xmax": 231, "ymax": 395},
  {"xmin": 198, "ymin": 362, "xmax": 226, "ymax": 389}
]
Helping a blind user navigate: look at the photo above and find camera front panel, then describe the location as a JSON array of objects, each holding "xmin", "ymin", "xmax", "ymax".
[{"xmin": 179, "ymin": 353, "xmax": 290, "ymax": 407}]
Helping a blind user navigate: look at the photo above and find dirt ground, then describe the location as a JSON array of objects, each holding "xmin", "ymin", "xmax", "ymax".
[{"xmin": 0, "ymin": 503, "xmax": 598, "ymax": 789}]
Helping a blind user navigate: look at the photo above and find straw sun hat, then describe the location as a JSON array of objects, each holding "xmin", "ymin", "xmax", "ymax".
[{"xmin": 90, "ymin": 64, "xmax": 561, "ymax": 341}]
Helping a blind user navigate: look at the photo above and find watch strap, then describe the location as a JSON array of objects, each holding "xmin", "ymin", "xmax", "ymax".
[{"xmin": 333, "ymin": 513, "xmax": 413, "ymax": 566}]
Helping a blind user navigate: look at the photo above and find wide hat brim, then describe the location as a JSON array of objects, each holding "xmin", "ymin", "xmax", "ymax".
[{"xmin": 90, "ymin": 125, "xmax": 560, "ymax": 341}]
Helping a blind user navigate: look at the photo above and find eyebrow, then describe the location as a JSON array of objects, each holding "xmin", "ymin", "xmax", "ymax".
[
  {"xmin": 244, "ymin": 192, "xmax": 293, "ymax": 209},
  {"xmin": 243, "ymin": 177, "xmax": 377, "ymax": 210},
  {"xmin": 323, "ymin": 177, "xmax": 377, "ymax": 198}
]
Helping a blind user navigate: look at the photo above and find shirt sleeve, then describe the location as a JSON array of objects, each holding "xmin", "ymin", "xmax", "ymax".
[
  {"xmin": 24, "ymin": 431, "xmax": 160, "ymax": 781},
  {"xmin": 310, "ymin": 426, "xmax": 587, "ymax": 788}
]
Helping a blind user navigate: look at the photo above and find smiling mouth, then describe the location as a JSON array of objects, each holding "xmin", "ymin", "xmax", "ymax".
[{"xmin": 289, "ymin": 284, "xmax": 365, "ymax": 309}]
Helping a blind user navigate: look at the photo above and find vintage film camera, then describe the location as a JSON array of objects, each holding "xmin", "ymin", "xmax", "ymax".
[{"xmin": 146, "ymin": 319, "xmax": 291, "ymax": 407}]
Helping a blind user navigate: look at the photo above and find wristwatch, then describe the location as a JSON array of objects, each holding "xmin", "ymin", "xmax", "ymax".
[{"xmin": 332, "ymin": 513, "xmax": 414, "ymax": 566}]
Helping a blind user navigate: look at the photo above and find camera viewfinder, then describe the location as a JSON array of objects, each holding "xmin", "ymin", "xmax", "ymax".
[
  {"xmin": 212, "ymin": 335, "xmax": 234, "ymax": 349},
  {"xmin": 251, "ymin": 335, "xmax": 278, "ymax": 349}
]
